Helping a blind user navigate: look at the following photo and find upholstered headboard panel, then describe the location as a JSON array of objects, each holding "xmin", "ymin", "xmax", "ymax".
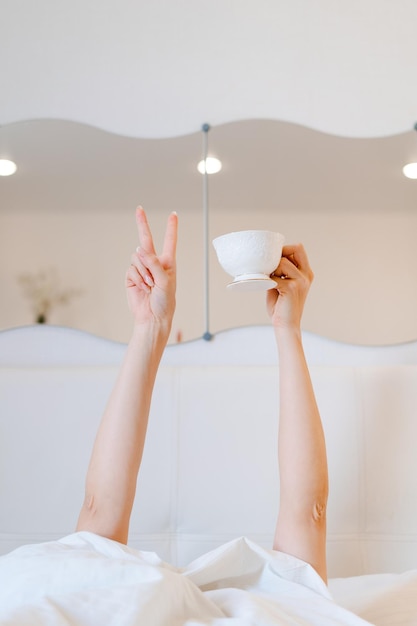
[{"xmin": 1, "ymin": 325, "xmax": 417, "ymax": 578}]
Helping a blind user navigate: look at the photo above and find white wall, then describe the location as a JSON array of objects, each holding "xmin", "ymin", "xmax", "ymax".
[
  {"xmin": 3, "ymin": 1, "xmax": 417, "ymax": 138},
  {"xmin": 1, "ymin": 205, "xmax": 416, "ymax": 345}
]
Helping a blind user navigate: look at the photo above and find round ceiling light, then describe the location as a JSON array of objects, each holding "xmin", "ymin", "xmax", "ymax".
[
  {"xmin": 197, "ymin": 157, "xmax": 222, "ymax": 175},
  {"xmin": 402, "ymin": 162, "xmax": 417, "ymax": 179},
  {"xmin": 0, "ymin": 159, "xmax": 17, "ymax": 176}
]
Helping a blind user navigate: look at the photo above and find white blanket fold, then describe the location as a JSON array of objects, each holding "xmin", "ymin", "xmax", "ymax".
[{"xmin": 0, "ymin": 533, "xmax": 374, "ymax": 625}]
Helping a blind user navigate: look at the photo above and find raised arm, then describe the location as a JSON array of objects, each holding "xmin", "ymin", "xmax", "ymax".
[
  {"xmin": 267, "ymin": 244, "xmax": 329, "ymax": 583},
  {"xmin": 76, "ymin": 207, "xmax": 178, "ymax": 545}
]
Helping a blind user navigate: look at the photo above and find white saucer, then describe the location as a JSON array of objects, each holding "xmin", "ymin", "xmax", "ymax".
[{"xmin": 227, "ymin": 276, "xmax": 277, "ymax": 291}]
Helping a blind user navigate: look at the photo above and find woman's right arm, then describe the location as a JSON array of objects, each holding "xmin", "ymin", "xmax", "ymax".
[{"xmin": 267, "ymin": 245, "xmax": 329, "ymax": 583}]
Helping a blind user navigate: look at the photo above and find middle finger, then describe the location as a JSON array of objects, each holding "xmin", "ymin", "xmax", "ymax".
[{"xmin": 136, "ymin": 206, "xmax": 156, "ymax": 254}]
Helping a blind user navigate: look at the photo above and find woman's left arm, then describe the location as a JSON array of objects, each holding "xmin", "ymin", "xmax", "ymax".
[{"xmin": 267, "ymin": 244, "xmax": 329, "ymax": 583}]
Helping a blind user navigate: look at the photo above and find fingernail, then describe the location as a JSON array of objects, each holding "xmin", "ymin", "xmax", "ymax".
[
  {"xmin": 136, "ymin": 246, "xmax": 141, "ymax": 253},
  {"xmin": 145, "ymin": 275, "xmax": 154, "ymax": 287},
  {"xmin": 172, "ymin": 211, "xmax": 178, "ymax": 216}
]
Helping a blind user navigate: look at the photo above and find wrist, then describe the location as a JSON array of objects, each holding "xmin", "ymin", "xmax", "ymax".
[
  {"xmin": 274, "ymin": 323, "xmax": 302, "ymax": 345},
  {"xmin": 131, "ymin": 319, "xmax": 171, "ymax": 352}
]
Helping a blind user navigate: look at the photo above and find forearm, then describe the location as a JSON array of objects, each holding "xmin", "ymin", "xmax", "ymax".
[
  {"xmin": 76, "ymin": 321, "xmax": 169, "ymax": 543},
  {"xmin": 275, "ymin": 326, "xmax": 328, "ymax": 519},
  {"xmin": 267, "ymin": 244, "xmax": 327, "ymax": 579},
  {"xmin": 274, "ymin": 325, "xmax": 328, "ymax": 580}
]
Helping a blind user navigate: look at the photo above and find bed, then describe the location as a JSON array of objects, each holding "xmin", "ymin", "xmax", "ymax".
[{"xmin": 1, "ymin": 324, "xmax": 417, "ymax": 625}]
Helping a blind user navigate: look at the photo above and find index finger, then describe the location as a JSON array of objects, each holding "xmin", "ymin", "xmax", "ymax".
[
  {"xmin": 281, "ymin": 243, "xmax": 311, "ymax": 272},
  {"xmin": 162, "ymin": 211, "xmax": 178, "ymax": 262},
  {"xmin": 136, "ymin": 206, "xmax": 156, "ymax": 254}
]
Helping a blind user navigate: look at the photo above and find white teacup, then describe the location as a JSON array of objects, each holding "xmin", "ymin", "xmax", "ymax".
[{"xmin": 213, "ymin": 229, "xmax": 285, "ymax": 291}]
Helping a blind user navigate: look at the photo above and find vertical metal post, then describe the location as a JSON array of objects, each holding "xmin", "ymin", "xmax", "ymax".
[{"xmin": 202, "ymin": 123, "xmax": 213, "ymax": 341}]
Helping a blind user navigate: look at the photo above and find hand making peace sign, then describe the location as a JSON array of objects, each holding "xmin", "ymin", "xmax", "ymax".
[{"xmin": 126, "ymin": 207, "xmax": 178, "ymax": 331}]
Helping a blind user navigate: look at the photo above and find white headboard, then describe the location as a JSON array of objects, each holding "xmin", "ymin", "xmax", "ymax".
[{"xmin": 1, "ymin": 324, "xmax": 417, "ymax": 579}]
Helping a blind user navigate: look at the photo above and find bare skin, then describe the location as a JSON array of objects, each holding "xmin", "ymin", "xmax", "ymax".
[
  {"xmin": 77, "ymin": 209, "xmax": 328, "ymax": 583},
  {"xmin": 76, "ymin": 207, "xmax": 177, "ymax": 544},
  {"xmin": 268, "ymin": 245, "xmax": 329, "ymax": 583}
]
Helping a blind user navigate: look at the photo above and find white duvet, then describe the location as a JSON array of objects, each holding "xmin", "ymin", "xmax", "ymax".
[{"xmin": 0, "ymin": 532, "xmax": 389, "ymax": 625}]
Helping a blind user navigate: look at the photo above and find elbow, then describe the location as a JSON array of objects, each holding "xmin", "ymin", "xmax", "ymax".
[
  {"xmin": 77, "ymin": 492, "xmax": 129, "ymax": 544},
  {"xmin": 312, "ymin": 498, "xmax": 327, "ymax": 524},
  {"xmin": 311, "ymin": 471, "xmax": 329, "ymax": 523},
  {"xmin": 77, "ymin": 493, "xmax": 98, "ymax": 529},
  {"xmin": 280, "ymin": 489, "xmax": 328, "ymax": 527},
  {"xmin": 310, "ymin": 481, "xmax": 328, "ymax": 525}
]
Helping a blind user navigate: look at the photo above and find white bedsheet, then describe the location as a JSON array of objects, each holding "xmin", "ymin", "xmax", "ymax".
[
  {"xmin": 330, "ymin": 570, "xmax": 417, "ymax": 626},
  {"xmin": 0, "ymin": 532, "xmax": 372, "ymax": 626}
]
